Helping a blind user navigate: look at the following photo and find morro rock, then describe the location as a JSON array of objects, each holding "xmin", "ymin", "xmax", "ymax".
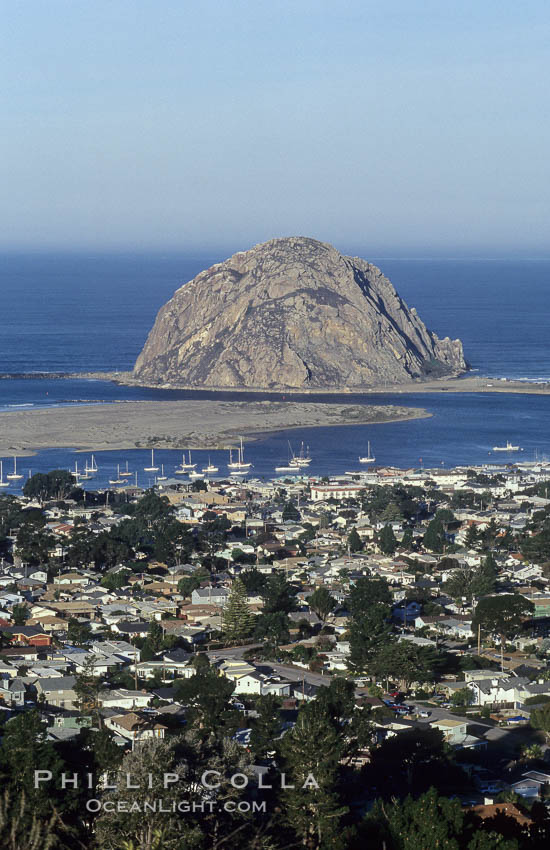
[{"xmin": 133, "ymin": 237, "xmax": 466, "ymax": 390}]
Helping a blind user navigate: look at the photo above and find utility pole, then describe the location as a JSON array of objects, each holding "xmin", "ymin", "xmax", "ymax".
[{"xmin": 477, "ymin": 623, "xmax": 481, "ymax": 656}]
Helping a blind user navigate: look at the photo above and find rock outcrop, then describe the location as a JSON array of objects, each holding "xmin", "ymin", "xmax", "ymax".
[{"xmin": 134, "ymin": 237, "xmax": 466, "ymax": 390}]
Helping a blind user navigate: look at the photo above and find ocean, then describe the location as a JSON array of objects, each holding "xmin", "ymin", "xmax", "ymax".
[{"xmin": 1, "ymin": 252, "xmax": 549, "ymax": 489}]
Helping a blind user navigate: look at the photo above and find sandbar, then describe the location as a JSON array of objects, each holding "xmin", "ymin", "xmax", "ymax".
[{"xmin": 0, "ymin": 399, "xmax": 429, "ymax": 456}]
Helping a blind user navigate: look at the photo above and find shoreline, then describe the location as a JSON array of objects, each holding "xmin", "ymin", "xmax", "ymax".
[
  {"xmin": 54, "ymin": 371, "xmax": 550, "ymax": 397},
  {"xmin": 0, "ymin": 399, "xmax": 430, "ymax": 457},
  {"xmin": 4, "ymin": 370, "xmax": 550, "ymax": 397}
]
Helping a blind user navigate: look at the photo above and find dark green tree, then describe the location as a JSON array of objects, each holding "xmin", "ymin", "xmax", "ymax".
[
  {"xmin": 67, "ymin": 617, "xmax": 92, "ymax": 645},
  {"xmin": 11, "ymin": 603, "xmax": 29, "ymax": 625},
  {"xmin": 366, "ymin": 787, "xmax": 466, "ymax": 850},
  {"xmin": 347, "ymin": 527, "xmax": 363, "ymax": 552},
  {"xmin": 308, "ymin": 586, "xmax": 337, "ymax": 621},
  {"xmin": 379, "ymin": 524, "xmax": 397, "ymax": 555},
  {"xmin": 174, "ymin": 665, "xmax": 235, "ymax": 735},
  {"xmin": 472, "ymin": 594, "xmax": 534, "ymax": 647},
  {"xmin": 222, "ymin": 577, "xmax": 254, "ymax": 641},
  {"xmin": 423, "ymin": 518, "xmax": 446, "ymax": 553},
  {"xmin": 261, "ymin": 573, "xmax": 297, "ymax": 615},
  {"xmin": 348, "ymin": 575, "xmax": 392, "ymax": 618},
  {"xmin": 279, "ymin": 701, "xmax": 348, "ymax": 849},
  {"xmin": 253, "ymin": 611, "xmax": 290, "ymax": 645},
  {"xmin": 348, "ymin": 606, "xmax": 393, "ymax": 672},
  {"xmin": 249, "ymin": 694, "xmax": 282, "ymax": 759},
  {"xmin": 23, "ymin": 469, "xmax": 77, "ymax": 502}
]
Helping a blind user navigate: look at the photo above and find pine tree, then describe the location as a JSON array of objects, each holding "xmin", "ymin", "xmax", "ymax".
[
  {"xmin": 379, "ymin": 524, "xmax": 397, "ymax": 555},
  {"xmin": 279, "ymin": 702, "xmax": 348, "ymax": 849},
  {"xmin": 347, "ymin": 527, "xmax": 363, "ymax": 552},
  {"xmin": 423, "ymin": 518, "xmax": 446, "ymax": 553},
  {"xmin": 222, "ymin": 577, "xmax": 254, "ymax": 641}
]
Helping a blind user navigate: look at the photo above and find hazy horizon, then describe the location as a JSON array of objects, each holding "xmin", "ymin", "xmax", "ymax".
[{"xmin": 2, "ymin": 1, "xmax": 549, "ymax": 254}]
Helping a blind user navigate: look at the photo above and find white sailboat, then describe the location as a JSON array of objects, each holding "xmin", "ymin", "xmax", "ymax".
[
  {"xmin": 175, "ymin": 451, "xmax": 196, "ymax": 473},
  {"xmin": 85, "ymin": 454, "xmax": 98, "ymax": 474},
  {"xmin": 144, "ymin": 449, "xmax": 159, "ymax": 471},
  {"xmin": 0, "ymin": 461, "xmax": 9, "ymax": 488},
  {"xmin": 275, "ymin": 441, "xmax": 301, "ymax": 473},
  {"xmin": 119, "ymin": 460, "xmax": 132, "ymax": 478},
  {"xmin": 109, "ymin": 464, "xmax": 124, "ymax": 484},
  {"xmin": 6, "ymin": 457, "xmax": 24, "ymax": 481},
  {"xmin": 227, "ymin": 447, "xmax": 241, "ymax": 470},
  {"xmin": 157, "ymin": 464, "xmax": 167, "ymax": 481},
  {"xmin": 202, "ymin": 456, "xmax": 219, "ymax": 474},
  {"xmin": 234, "ymin": 436, "xmax": 252, "ymax": 470},
  {"xmin": 359, "ymin": 441, "xmax": 376, "ymax": 463},
  {"xmin": 295, "ymin": 441, "xmax": 312, "ymax": 466}
]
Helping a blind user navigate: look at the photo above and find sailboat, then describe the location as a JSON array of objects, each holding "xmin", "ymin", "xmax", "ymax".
[
  {"xmin": 227, "ymin": 447, "xmax": 241, "ymax": 470},
  {"xmin": 119, "ymin": 460, "xmax": 132, "ymax": 478},
  {"xmin": 202, "ymin": 456, "xmax": 219, "ymax": 474},
  {"xmin": 109, "ymin": 464, "xmax": 124, "ymax": 484},
  {"xmin": 359, "ymin": 441, "xmax": 376, "ymax": 463},
  {"xmin": 85, "ymin": 454, "xmax": 98, "ymax": 475},
  {"xmin": 295, "ymin": 441, "xmax": 312, "ymax": 466},
  {"xmin": 275, "ymin": 441, "xmax": 301, "ymax": 473},
  {"xmin": 144, "ymin": 449, "xmax": 159, "ymax": 471},
  {"xmin": 0, "ymin": 461, "xmax": 9, "ymax": 488},
  {"xmin": 175, "ymin": 451, "xmax": 194, "ymax": 473},
  {"xmin": 6, "ymin": 457, "xmax": 24, "ymax": 481},
  {"xmin": 234, "ymin": 436, "xmax": 252, "ymax": 470},
  {"xmin": 157, "ymin": 464, "xmax": 167, "ymax": 481}
]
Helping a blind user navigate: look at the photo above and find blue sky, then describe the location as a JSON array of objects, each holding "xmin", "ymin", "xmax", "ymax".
[{"xmin": 2, "ymin": 0, "xmax": 549, "ymax": 254}]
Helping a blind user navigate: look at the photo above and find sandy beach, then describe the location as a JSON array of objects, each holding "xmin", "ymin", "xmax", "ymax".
[{"xmin": 0, "ymin": 399, "xmax": 429, "ymax": 456}]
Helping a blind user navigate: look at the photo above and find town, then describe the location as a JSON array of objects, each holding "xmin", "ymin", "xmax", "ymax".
[{"xmin": 3, "ymin": 459, "xmax": 550, "ymax": 848}]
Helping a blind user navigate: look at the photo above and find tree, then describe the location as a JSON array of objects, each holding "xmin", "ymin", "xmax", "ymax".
[
  {"xmin": 222, "ymin": 577, "xmax": 254, "ymax": 641},
  {"xmin": 347, "ymin": 527, "xmax": 363, "ymax": 552},
  {"xmin": 451, "ymin": 687, "xmax": 475, "ymax": 709},
  {"xmin": 348, "ymin": 606, "xmax": 393, "ymax": 672},
  {"xmin": 282, "ymin": 501, "xmax": 300, "ymax": 522},
  {"xmin": 370, "ymin": 727, "xmax": 449, "ymax": 790},
  {"xmin": 249, "ymin": 694, "xmax": 282, "ymax": 759},
  {"xmin": 177, "ymin": 575, "xmax": 202, "ymax": 598},
  {"xmin": 444, "ymin": 563, "xmax": 496, "ymax": 607},
  {"xmin": 0, "ymin": 710, "xmax": 67, "ymax": 823},
  {"xmin": 279, "ymin": 701, "xmax": 348, "ymax": 849},
  {"xmin": 370, "ymin": 641, "xmax": 439, "ymax": 690},
  {"xmin": 423, "ymin": 518, "xmax": 446, "ymax": 553},
  {"xmin": 100, "ymin": 569, "xmax": 131, "ymax": 590},
  {"xmin": 11, "ymin": 604, "xmax": 29, "ymax": 625},
  {"xmin": 174, "ymin": 665, "xmax": 235, "ymax": 735},
  {"xmin": 348, "ymin": 575, "xmax": 392, "ymax": 618},
  {"xmin": 67, "ymin": 617, "xmax": 92, "ymax": 645},
  {"xmin": 472, "ymin": 594, "xmax": 535, "ymax": 647},
  {"xmin": 23, "ymin": 469, "xmax": 77, "ymax": 502},
  {"xmin": 367, "ymin": 787, "xmax": 466, "ymax": 850},
  {"xmin": 239, "ymin": 567, "xmax": 268, "ymax": 593},
  {"xmin": 253, "ymin": 611, "xmax": 290, "ymax": 645},
  {"xmin": 378, "ymin": 524, "xmax": 397, "ymax": 555},
  {"xmin": 74, "ymin": 656, "xmax": 103, "ymax": 727},
  {"xmin": 531, "ymin": 704, "xmax": 550, "ymax": 740},
  {"xmin": 261, "ymin": 573, "xmax": 297, "ymax": 615},
  {"xmin": 401, "ymin": 527, "xmax": 414, "ymax": 549},
  {"xmin": 465, "ymin": 524, "xmax": 480, "ymax": 548},
  {"xmin": 147, "ymin": 619, "xmax": 164, "ymax": 653},
  {"xmin": 308, "ymin": 586, "xmax": 336, "ymax": 621}
]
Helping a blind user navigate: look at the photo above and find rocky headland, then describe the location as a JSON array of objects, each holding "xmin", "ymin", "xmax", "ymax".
[{"xmin": 132, "ymin": 237, "xmax": 466, "ymax": 391}]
